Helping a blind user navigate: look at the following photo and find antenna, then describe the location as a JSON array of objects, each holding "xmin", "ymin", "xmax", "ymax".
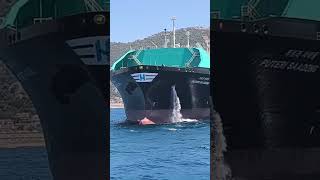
[
  {"xmin": 164, "ymin": 28, "xmax": 167, "ymax": 48},
  {"xmin": 171, "ymin": 16, "xmax": 176, "ymax": 48},
  {"xmin": 186, "ymin": 31, "xmax": 190, "ymax": 48}
]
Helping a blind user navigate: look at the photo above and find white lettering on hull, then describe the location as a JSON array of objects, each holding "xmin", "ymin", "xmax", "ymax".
[
  {"xmin": 191, "ymin": 76, "xmax": 210, "ymax": 85},
  {"xmin": 285, "ymin": 50, "xmax": 320, "ymax": 61},
  {"xmin": 259, "ymin": 59, "xmax": 319, "ymax": 73}
]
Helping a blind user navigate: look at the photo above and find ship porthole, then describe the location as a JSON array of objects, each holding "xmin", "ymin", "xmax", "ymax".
[
  {"xmin": 263, "ymin": 24, "xmax": 269, "ymax": 34},
  {"xmin": 94, "ymin": 14, "xmax": 106, "ymax": 25},
  {"xmin": 253, "ymin": 24, "xmax": 259, "ymax": 33},
  {"xmin": 240, "ymin": 23, "xmax": 246, "ymax": 32}
]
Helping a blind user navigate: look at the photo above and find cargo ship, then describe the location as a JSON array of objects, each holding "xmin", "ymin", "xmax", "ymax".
[
  {"xmin": 211, "ymin": 0, "xmax": 320, "ymax": 179},
  {"xmin": 111, "ymin": 24, "xmax": 210, "ymax": 124},
  {"xmin": 0, "ymin": 0, "xmax": 108, "ymax": 179}
]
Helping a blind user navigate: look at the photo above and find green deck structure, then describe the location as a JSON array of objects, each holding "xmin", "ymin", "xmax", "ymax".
[
  {"xmin": 211, "ymin": 0, "xmax": 320, "ymax": 21},
  {"xmin": 111, "ymin": 48, "xmax": 210, "ymax": 71},
  {"xmin": 0, "ymin": 0, "xmax": 109, "ymax": 29}
]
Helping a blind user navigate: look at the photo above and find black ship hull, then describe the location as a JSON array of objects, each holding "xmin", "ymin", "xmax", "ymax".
[
  {"xmin": 0, "ymin": 12, "xmax": 109, "ymax": 179},
  {"xmin": 212, "ymin": 18, "xmax": 320, "ymax": 179},
  {"xmin": 111, "ymin": 65, "xmax": 210, "ymax": 124}
]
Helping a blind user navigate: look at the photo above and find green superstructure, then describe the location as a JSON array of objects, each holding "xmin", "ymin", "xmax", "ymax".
[
  {"xmin": 211, "ymin": 0, "xmax": 320, "ymax": 21},
  {"xmin": 0, "ymin": 0, "xmax": 109, "ymax": 29},
  {"xmin": 111, "ymin": 48, "xmax": 210, "ymax": 71}
]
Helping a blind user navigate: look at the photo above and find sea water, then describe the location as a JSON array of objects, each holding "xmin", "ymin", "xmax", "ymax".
[
  {"xmin": 110, "ymin": 108, "xmax": 210, "ymax": 180},
  {"xmin": 0, "ymin": 109, "xmax": 209, "ymax": 180},
  {"xmin": 0, "ymin": 147, "xmax": 52, "ymax": 180}
]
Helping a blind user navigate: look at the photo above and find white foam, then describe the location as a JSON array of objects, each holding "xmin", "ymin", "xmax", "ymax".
[
  {"xmin": 180, "ymin": 118, "xmax": 198, "ymax": 123},
  {"xmin": 167, "ymin": 128, "xmax": 178, "ymax": 131}
]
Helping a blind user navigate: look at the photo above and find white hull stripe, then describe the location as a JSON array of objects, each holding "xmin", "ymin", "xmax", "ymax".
[
  {"xmin": 131, "ymin": 73, "xmax": 158, "ymax": 82},
  {"xmin": 66, "ymin": 36, "xmax": 109, "ymax": 65}
]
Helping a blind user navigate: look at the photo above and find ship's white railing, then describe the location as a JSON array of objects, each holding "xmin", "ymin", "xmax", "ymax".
[
  {"xmin": 6, "ymin": 25, "xmax": 17, "ymax": 31},
  {"xmin": 241, "ymin": 5, "xmax": 260, "ymax": 19},
  {"xmin": 131, "ymin": 43, "xmax": 209, "ymax": 51},
  {"xmin": 136, "ymin": 46, "xmax": 162, "ymax": 50},
  {"xmin": 84, "ymin": 0, "xmax": 103, "ymax": 12},
  {"xmin": 150, "ymin": 41, "xmax": 158, "ymax": 48},
  {"xmin": 171, "ymin": 65, "xmax": 181, "ymax": 67},
  {"xmin": 128, "ymin": 50, "xmax": 142, "ymax": 65},
  {"xmin": 249, "ymin": 0, "xmax": 261, "ymax": 8},
  {"xmin": 33, "ymin": 17, "xmax": 53, "ymax": 24},
  {"xmin": 135, "ymin": 49, "xmax": 143, "ymax": 58},
  {"xmin": 185, "ymin": 47, "xmax": 200, "ymax": 67},
  {"xmin": 241, "ymin": 0, "xmax": 261, "ymax": 20}
]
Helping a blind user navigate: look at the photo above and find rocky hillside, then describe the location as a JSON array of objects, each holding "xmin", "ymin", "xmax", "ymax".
[
  {"xmin": 0, "ymin": 61, "xmax": 42, "ymax": 134},
  {"xmin": 110, "ymin": 27, "xmax": 210, "ymax": 103}
]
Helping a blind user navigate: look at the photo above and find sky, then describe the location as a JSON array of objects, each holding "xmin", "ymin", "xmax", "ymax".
[{"xmin": 110, "ymin": 0, "xmax": 210, "ymax": 43}]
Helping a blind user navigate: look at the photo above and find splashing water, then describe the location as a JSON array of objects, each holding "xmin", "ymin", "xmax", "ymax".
[
  {"xmin": 170, "ymin": 85, "xmax": 182, "ymax": 123},
  {"xmin": 170, "ymin": 85, "xmax": 198, "ymax": 123},
  {"xmin": 211, "ymin": 100, "xmax": 232, "ymax": 180}
]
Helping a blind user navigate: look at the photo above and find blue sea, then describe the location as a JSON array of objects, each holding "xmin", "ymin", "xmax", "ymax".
[
  {"xmin": 0, "ymin": 108, "xmax": 209, "ymax": 180},
  {"xmin": 110, "ymin": 108, "xmax": 210, "ymax": 180},
  {"xmin": 0, "ymin": 147, "xmax": 52, "ymax": 180}
]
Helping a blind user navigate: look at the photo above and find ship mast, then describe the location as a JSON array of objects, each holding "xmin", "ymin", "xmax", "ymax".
[
  {"xmin": 171, "ymin": 16, "xmax": 176, "ymax": 48},
  {"xmin": 39, "ymin": 0, "xmax": 43, "ymax": 23},
  {"xmin": 186, "ymin": 31, "xmax": 190, "ymax": 48},
  {"xmin": 164, "ymin": 28, "xmax": 167, "ymax": 48}
]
